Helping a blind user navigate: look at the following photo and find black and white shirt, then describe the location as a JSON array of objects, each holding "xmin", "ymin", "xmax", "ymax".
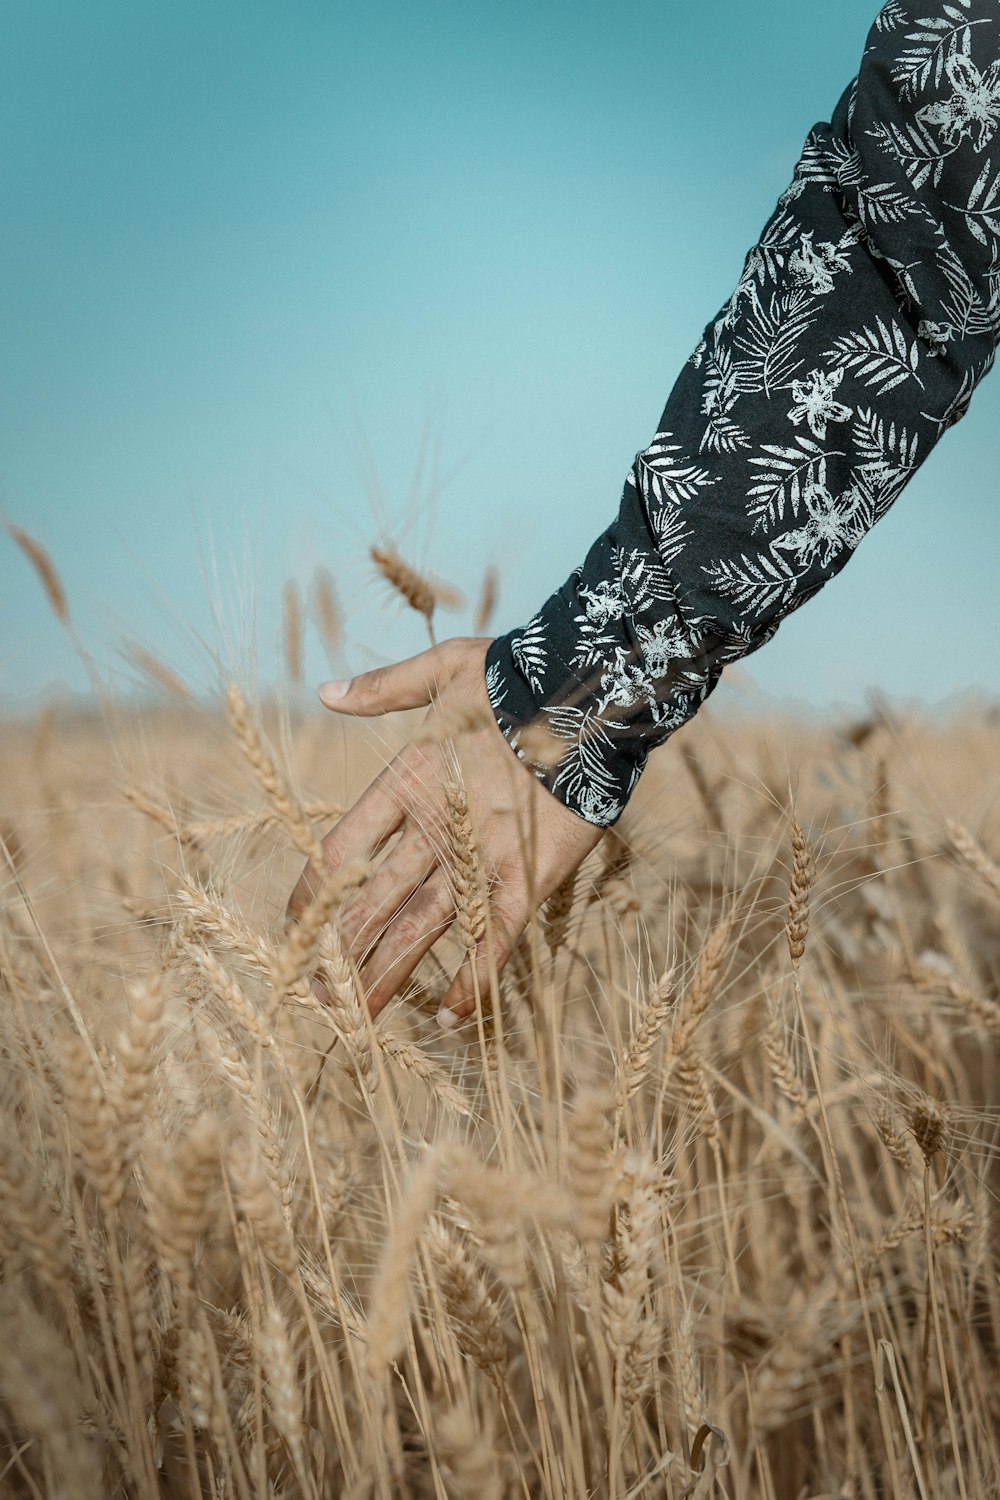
[{"xmin": 485, "ymin": 0, "xmax": 1000, "ymax": 826}]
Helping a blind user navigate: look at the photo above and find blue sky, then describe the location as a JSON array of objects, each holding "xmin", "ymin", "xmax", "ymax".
[{"xmin": 2, "ymin": 0, "xmax": 998, "ymax": 718}]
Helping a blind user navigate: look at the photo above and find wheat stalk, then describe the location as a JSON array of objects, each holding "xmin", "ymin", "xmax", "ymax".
[
  {"xmin": 124, "ymin": 642, "xmax": 192, "ymax": 701},
  {"xmin": 283, "ymin": 580, "xmax": 303, "ymax": 687}
]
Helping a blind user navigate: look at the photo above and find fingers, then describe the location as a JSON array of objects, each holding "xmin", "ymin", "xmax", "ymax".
[
  {"xmin": 339, "ymin": 821, "xmax": 439, "ymax": 956},
  {"xmin": 357, "ymin": 870, "xmax": 457, "ymax": 1019},
  {"xmin": 285, "ymin": 758, "xmax": 411, "ymax": 927},
  {"xmin": 436, "ymin": 885, "xmax": 527, "ymax": 1027},
  {"xmin": 318, "ymin": 639, "xmax": 461, "ymax": 717}
]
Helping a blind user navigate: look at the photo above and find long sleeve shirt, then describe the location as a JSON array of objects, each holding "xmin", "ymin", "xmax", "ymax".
[{"xmin": 484, "ymin": 0, "xmax": 1000, "ymax": 827}]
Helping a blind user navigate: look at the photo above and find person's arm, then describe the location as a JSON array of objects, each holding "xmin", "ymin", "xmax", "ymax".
[
  {"xmin": 292, "ymin": 0, "xmax": 1000, "ymax": 1027},
  {"xmin": 485, "ymin": 0, "xmax": 1000, "ymax": 827}
]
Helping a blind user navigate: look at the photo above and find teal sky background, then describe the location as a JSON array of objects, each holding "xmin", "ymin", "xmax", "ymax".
[{"xmin": 2, "ymin": 0, "xmax": 999, "ymax": 719}]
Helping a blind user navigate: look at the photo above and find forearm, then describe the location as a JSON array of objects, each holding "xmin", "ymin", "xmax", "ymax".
[{"xmin": 486, "ymin": 0, "xmax": 1000, "ymax": 827}]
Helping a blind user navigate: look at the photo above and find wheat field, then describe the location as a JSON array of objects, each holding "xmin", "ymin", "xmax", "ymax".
[{"xmin": 1, "ymin": 548, "xmax": 998, "ymax": 1498}]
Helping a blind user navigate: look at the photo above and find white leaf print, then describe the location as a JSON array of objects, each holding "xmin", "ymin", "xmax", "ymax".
[
  {"xmin": 920, "ymin": 356, "xmax": 991, "ymax": 434},
  {"xmin": 616, "ymin": 545, "xmax": 683, "ymax": 607},
  {"xmin": 700, "ymin": 342, "xmax": 740, "ymax": 418},
  {"xmin": 876, "ymin": 0, "xmax": 908, "ymax": 32},
  {"xmin": 950, "ymin": 154, "xmax": 1000, "ymax": 244},
  {"xmin": 935, "ymin": 236, "xmax": 1000, "ymax": 335},
  {"xmin": 701, "ymin": 550, "xmax": 799, "ymax": 615},
  {"xmin": 856, "ymin": 179, "xmax": 922, "ymax": 224},
  {"xmin": 797, "ymin": 133, "xmax": 856, "ymax": 190},
  {"xmin": 744, "ymin": 207, "xmax": 804, "ymax": 286},
  {"xmin": 866, "ymin": 117, "xmax": 949, "ymax": 191},
  {"xmin": 852, "ymin": 405, "xmax": 919, "ymax": 479},
  {"xmin": 485, "ymin": 659, "xmax": 507, "ymax": 706},
  {"xmin": 700, "ymin": 414, "xmax": 750, "ymax": 455},
  {"xmin": 512, "ymin": 616, "xmax": 549, "ymax": 696},
  {"xmin": 732, "ymin": 288, "xmax": 818, "ymax": 396},
  {"xmin": 747, "ymin": 434, "xmax": 838, "ymax": 531},
  {"xmin": 892, "ymin": 10, "xmax": 984, "ymax": 102},
  {"xmin": 637, "ymin": 437, "xmax": 717, "ymax": 507},
  {"xmin": 650, "ymin": 505, "xmax": 692, "ymax": 565},
  {"xmin": 542, "ymin": 706, "xmax": 629, "ymax": 825},
  {"xmin": 825, "ymin": 315, "xmax": 924, "ymax": 392}
]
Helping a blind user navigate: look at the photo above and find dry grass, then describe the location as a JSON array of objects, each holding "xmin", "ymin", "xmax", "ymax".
[{"xmin": 0, "ymin": 659, "xmax": 998, "ymax": 1498}]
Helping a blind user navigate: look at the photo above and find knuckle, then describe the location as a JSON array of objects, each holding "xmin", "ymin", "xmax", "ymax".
[
  {"xmin": 283, "ymin": 893, "xmax": 301, "ymax": 931},
  {"xmin": 392, "ymin": 912, "xmax": 430, "ymax": 956},
  {"xmin": 431, "ymin": 870, "xmax": 458, "ymax": 913},
  {"xmin": 341, "ymin": 900, "xmax": 371, "ymax": 941},
  {"xmin": 393, "ymin": 753, "xmax": 431, "ymax": 806},
  {"xmin": 440, "ymin": 637, "xmax": 467, "ymax": 669},
  {"xmin": 489, "ymin": 893, "xmax": 525, "ymax": 949},
  {"xmin": 360, "ymin": 666, "xmax": 385, "ymax": 701},
  {"xmin": 405, "ymin": 825, "xmax": 435, "ymax": 861},
  {"xmin": 320, "ymin": 838, "xmax": 345, "ymax": 877},
  {"xmin": 285, "ymin": 861, "xmax": 322, "ymax": 926}
]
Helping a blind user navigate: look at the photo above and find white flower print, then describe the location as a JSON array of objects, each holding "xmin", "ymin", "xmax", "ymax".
[
  {"xmin": 787, "ymin": 366, "xmax": 853, "ymax": 438},
  {"xmin": 635, "ymin": 616, "xmax": 690, "ymax": 678},
  {"xmin": 788, "ymin": 231, "xmax": 854, "ymax": 295},
  {"xmin": 916, "ymin": 52, "xmax": 1000, "ymax": 153},
  {"xmin": 917, "ymin": 317, "xmax": 955, "ymax": 355},
  {"xmin": 573, "ymin": 783, "xmax": 622, "ymax": 827},
  {"xmin": 578, "ymin": 577, "xmax": 626, "ymax": 626},
  {"xmin": 770, "ymin": 482, "xmax": 867, "ymax": 570},
  {"xmin": 598, "ymin": 647, "xmax": 656, "ymax": 715}
]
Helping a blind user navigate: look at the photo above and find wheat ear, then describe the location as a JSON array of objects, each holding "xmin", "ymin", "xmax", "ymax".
[
  {"xmin": 474, "ymin": 564, "xmax": 499, "ymax": 632},
  {"xmin": 444, "ymin": 781, "xmax": 486, "ymax": 950},
  {"xmin": 271, "ymin": 857, "xmax": 369, "ymax": 1000},
  {"xmin": 225, "ymin": 682, "xmax": 323, "ymax": 863},
  {"xmin": 371, "ymin": 544, "xmax": 436, "ymax": 622},
  {"xmin": 669, "ymin": 917, "xmax": 732, "ymax": 1059},
  {"xmin": 568, "ymin": 1084, "xmax": 615, "ymax": 1251},
  {"xmin": 7, "ymin": 524, "xmax": 69, "ymax": 622},
  {"xmin": 620, "ymin": 964, "xmax": 676, "ymax": 1102},
  {"xmin": 786, "ymin": 816, "xmax": 815, "ymax": 965},
  {"xmin": 944, "ymin": 818, "xmax": 1000, "ymax": 900}
]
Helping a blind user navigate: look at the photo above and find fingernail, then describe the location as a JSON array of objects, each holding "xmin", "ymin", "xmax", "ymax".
[
  {"xmin": 436, "ymin": 1006, "xmax": 461, "ymax": 1030},
  {"xmin": 319, "ymin": 680, "xmax": 350, "ymax": 705}
]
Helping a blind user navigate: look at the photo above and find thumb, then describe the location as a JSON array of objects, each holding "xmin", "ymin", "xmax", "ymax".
[{"xmin": 318, "ymin": 641, "xmax": 456, "ymax": 716}]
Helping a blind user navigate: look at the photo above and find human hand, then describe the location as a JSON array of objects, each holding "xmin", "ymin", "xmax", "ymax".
[{"xmin": 285, "ymin": 636, "xmax": 604, "ymax": 1026}]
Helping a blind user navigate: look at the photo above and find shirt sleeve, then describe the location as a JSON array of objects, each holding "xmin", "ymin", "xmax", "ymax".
[{"xmin": 484, "ymin": 0, "xmax": 1000, "ymax": 827}]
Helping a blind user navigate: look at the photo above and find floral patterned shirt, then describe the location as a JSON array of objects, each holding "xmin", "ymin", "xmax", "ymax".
[{"xmin": 484, "ymin": 0, "xmax": 1000, "ymax": 827}]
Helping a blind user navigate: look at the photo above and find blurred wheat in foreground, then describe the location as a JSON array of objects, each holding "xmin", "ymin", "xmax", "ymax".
[{"xmin": 0, "ymin": 689, "xmax": 998, "ymax": 1499}]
